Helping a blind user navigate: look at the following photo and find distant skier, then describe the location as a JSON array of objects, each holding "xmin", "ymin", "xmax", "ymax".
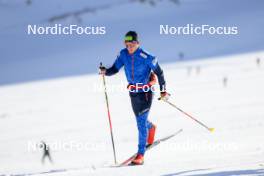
[
  {"xmin": 256, "ymin": 57, "xmax": 261, "ymax": 68},
  {"xmin": 223, "ymin": 76, "xmax": 228, "ymax": 88},
  {"xmin": 99, "ymin": 31, "xmax": 169, "ymax": 165},
  {"xmin": 40, "ymin": 141, "xmax": 53, "ymax": 164}
]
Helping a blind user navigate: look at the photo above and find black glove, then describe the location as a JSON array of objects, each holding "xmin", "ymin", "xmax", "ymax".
[{"xmin": 99, "ymin": 63, "xmax": 106, "ymax": 75}]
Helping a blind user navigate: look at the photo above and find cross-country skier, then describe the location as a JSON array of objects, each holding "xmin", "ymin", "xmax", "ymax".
[
  {"xmin": 40, "ymin": 141, "xmax": 53, "ymax": 164},
  {"xmin": 99, "ymin": 31, "xmax": 170, "ymax": 165}
]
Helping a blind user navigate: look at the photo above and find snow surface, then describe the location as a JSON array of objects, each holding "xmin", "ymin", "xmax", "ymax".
[
  {"xmin": 1, "ymin": 0, "xmax": 264, "ymax": 175},
  {"xmin": 1, "ymin": 51, "xmax": 264, "ymax": 176}
]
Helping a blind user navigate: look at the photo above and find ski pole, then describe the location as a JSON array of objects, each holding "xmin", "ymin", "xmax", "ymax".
[
  {"xmin": 100, "ymin": 62, "xmax": 117, "ymax": 164},
  {"xmin": 159, "ymin": 98, "xmax": 214, "ymax": 133}
]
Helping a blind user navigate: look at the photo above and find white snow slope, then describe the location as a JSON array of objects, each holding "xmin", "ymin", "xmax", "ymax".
[{"xmin": 0, "ymin": 51, "xmax": 264, "ymax": 176}]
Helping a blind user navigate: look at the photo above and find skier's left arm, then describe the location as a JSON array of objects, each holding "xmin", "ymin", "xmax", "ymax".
[
  {"xmin": 148, "ymin": 56, "xmax": 170, "ymax": 100},
  {"xmin": 148, "ymin": 57, "xmax": 166, "ymax": 92}
]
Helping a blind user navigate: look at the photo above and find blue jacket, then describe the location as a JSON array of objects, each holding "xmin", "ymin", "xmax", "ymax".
[{"xmin": 106, "ymin": 47, "xmax": 166, "ymax": 91}]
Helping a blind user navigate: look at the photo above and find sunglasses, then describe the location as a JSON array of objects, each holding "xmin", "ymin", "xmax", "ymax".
[{"xmin": 125, "ymin": 41, "xmax": 138, "ymax": 49}]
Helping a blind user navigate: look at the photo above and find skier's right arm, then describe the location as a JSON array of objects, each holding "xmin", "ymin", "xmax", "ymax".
[{"xmin": 100, "ymin": 53, "xmax": 124, "ymax": 76}]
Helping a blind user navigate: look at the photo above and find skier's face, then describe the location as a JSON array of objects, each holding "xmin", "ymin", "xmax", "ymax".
[{"xmin": 125, "ymin": 41, "xmax": 139, "ymax": 54}]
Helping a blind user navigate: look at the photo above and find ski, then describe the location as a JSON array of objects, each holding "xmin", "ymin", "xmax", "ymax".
[{"xmin": 115, "ymin": 129, "xmax": 183, "ymax": 167}]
